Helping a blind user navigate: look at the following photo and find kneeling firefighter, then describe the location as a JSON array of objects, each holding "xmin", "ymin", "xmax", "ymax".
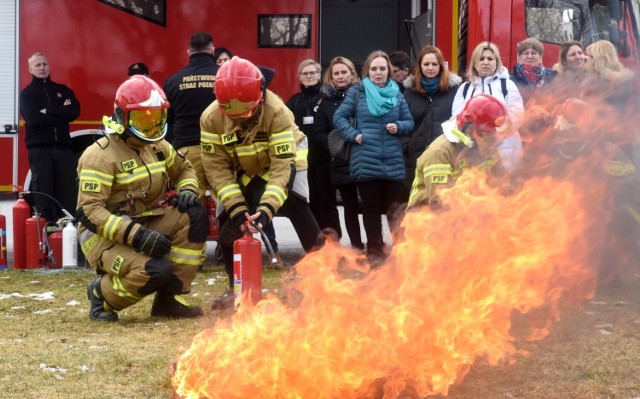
[{"xmin": 76, "ymin": 75, "xmax": 207, "ymax": 321}]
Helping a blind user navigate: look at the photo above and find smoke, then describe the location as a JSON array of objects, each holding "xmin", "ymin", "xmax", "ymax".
[{"xmin": 173, "ymin": 77, "xmax": 639, "ymax": 398}]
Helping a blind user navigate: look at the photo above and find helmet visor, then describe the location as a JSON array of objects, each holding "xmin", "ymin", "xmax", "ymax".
[
  {"xmin": 129, "ymin": 109, "xmax": 167, "ymax": 140},
  {"xmin": 220, "ymin": 98, "xmax": 259, "ymax": 118}
]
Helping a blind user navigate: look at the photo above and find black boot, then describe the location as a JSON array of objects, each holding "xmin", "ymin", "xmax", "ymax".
[
  {"xmin": 150, "ymin": 291, "xmax": 203, "ymax": 318},
  {"xmin": 87, "ymin": 276, "xmax": 118, "ymax": 322},
  {"xmin": 210, "ymin": 289, "xmax": 235, "ymax": 311}
]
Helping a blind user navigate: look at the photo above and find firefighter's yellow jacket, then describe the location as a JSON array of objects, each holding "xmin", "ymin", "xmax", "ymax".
[
  {"xmin": 407, "ymin": 119, "xmax": 503, "ymax": 210},
  {"xmin": 76, "ymin": 134, "xmax": 199, "ymax": 246},
  {"xmin": 200, "ymin": 89, "xmax": 308, "ymax": 221}
]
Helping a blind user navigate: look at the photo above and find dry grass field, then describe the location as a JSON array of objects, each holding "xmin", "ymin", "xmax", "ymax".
[{"xmin": 1, "ymin": 261, "xmax": 639, "ymax": 399}]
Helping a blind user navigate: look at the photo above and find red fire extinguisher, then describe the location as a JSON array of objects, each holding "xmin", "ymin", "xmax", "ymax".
[
  {"xmin": 206, "ymin": 195, "xmax": 219, "ymax": 240},
  {"xmin": 0, "ymin": 213, "xmax": 7, "ymax": 270},
  {"xmin": 233, "ymin": 224, "xmax": 262, "ymax": 308},
  {"xmin": 25, "ymin": 215, "xmax": 47, "ymax": 269},
  {"xmin": 47, "ymin": 227, "xmax": 63, "ymax": 269},
  {"xmin": 12, "ymin": 193, "xmax": 31, "ymax": 269}
]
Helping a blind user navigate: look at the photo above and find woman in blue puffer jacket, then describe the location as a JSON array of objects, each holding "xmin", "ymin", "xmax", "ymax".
[{"xmin": 334, "ymin": 50, "xmax": 414, "ymax": 264}]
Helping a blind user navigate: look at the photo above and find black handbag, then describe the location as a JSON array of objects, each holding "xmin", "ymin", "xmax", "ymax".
[{"xmin": 328, "ymin": 89, "xmax": 360, "ymax": 161}]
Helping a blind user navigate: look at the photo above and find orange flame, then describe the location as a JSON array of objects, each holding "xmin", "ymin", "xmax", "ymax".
[
  {"xmin": 173, "ymin": 85, "xmax": 639, "ymax": 397},
  {"xmin": 172, "ymin": 170, "xmax": 605, "ymax": 398}
]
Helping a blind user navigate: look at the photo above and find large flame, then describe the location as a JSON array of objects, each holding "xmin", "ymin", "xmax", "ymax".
[{"xmin": 173, "ymin": 87, "xmax": 638, "ymax": 398}]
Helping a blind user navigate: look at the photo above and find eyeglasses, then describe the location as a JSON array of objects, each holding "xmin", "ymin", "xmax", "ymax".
[{"xmin": 300, "ymin": 71, "xmax": 319, "ymax": 77}]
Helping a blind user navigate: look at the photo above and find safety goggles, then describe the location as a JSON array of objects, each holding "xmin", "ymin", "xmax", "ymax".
[
  {"xmin": 128, "ymin": 108, "xmax": 167, "ymax": 140},
  {"xmin": 221, "ymin": 98, "xmax": 259, "ymax": 119}
]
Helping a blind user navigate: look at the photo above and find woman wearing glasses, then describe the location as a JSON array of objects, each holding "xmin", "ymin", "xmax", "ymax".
[
  {"xmin": 509, "ymin": 37, "xmax": 556, "ymax": 105},
  {"xmin": 286, "ymin": 59, "xmax": 326, "ymax": 229}
]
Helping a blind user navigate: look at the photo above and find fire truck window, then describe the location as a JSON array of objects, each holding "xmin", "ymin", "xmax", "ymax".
[
  {"xmin": 525, "ymin": 7, "xmax": 566, "ymax": 44},
  {"xmin": 525, "ymin": 0, "xmax": 597, "ymax": 45}
]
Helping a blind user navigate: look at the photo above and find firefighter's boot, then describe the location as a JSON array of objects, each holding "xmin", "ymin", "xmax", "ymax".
[
  {"xmin": 150, "ymin": 291, "xmax": 203, "ymax": 319},
  {"xmin": 87, "ymin": 276, "xmax": 118, "ymax": 322}
]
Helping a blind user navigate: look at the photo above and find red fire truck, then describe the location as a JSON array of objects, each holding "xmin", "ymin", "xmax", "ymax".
[{"xmin": 1, "ymin": 0, "xmax": 638, "ymax": 192}]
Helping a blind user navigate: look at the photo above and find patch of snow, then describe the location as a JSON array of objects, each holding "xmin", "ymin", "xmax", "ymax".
[
  {"xmin": 40, "ymin": 363, "xmax": 67, "ymax": 374},
  {"xmin": 598, "ymin": 329, "xmax": 612, "ymax": 335},
  {"xmin": 33, "ymin": 309, "xmax": 52, "ymax": 314},
  {"xmin": 0, "ymin": 293, "xmax": 25, "ymax": 300},
  {"xmin": 66, "ymin": 300, "xmax": 80, "ymax": 306},
  {"xmin": 28, "ymin": 292, "xmax": 55, "ymax": 300}
]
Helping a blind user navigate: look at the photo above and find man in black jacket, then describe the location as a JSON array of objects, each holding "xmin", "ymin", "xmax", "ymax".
[
  {"xmin": 163, "ymin": 32, "xmax": 219, "ymax": 199},
  {"xmin": 19, "ymin": 52, "xmax": 80, "ymax": 221}
]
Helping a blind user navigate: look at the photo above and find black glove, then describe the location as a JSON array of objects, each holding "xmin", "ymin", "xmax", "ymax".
[
  {"xmin": 132, "ymin": 226, "xmax": 171, "ymax": 258},
  {"xmin": 173, "ymin": 190, "xmax": 200, "ymax": 212},
  {"xmin": 232, "ymin": 212, "xmax": 248, "ymax": 227},
  {"xmin": 253, "ymin": 211, "xmax": 270, "ymax": 229}
]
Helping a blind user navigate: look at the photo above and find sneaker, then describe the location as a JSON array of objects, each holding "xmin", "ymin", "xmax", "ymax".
[
  {"xmin": 210, "ymin": 289, "xmax": 235, "ymax": 311},
  {"xmin": 150, "ymin": 291, "xmax": 203, "ymax": 319},
  {"xmin": 87, "ymin": 276, "xmax": 118, "ymax": 322}
]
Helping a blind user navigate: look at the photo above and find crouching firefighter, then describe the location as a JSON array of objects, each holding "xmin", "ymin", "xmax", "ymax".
[
  {"xmin": 407, "ymin": 94, "xmax": 511, "ymax": 211},
  {"xmin": 200, "ymin": 56, "xmax": 322, "ymax": 310},
  {"xmin": 76, "ymin": 75, "xmax": 208, "ymax": 321}
]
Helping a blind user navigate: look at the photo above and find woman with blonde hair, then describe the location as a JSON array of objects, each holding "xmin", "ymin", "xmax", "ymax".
[
  {"xmin": 581, "ymin": 40, "xmax": 635, "ymax": 107},
  {"xmin": 403, "ymin": 45, "xmax": 461, "ymax": 189},
  {"xmin": 313, "ymin": 56, "xmax": 364, "ymax": 250},
  {"xmin": 452, "ymin": 41, "xmax": 524, "ymax": 171}
]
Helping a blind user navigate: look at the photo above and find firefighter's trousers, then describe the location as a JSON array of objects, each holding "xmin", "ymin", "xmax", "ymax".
[{"xmin": 80, "ymin": 205, "xmax": 207, "ymax": 311}]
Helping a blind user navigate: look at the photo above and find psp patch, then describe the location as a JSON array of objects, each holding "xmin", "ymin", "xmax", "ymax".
[
  {"xmin": 430, "ymin": 174, "xmax": 448, "ymax": 184},
  {"xmin": 221, "ymin": 133, "xmax": 238, "ymax": 145},
  {"xmin": 274, "ymin": 142, "xmax": 293, "ymax": 157},
  {"xmin": 201, "ymin": 142, "xmax": 215, "ymax": 153},
  {"xmin": 121, "ymin": 159, "xmax": 138, "ymax": 172},
  {"xmin": 81, "ymin": 181, "xmax": 101, "ymax": 192},
  {"xmin": 111, "ymin": 255, "xmax": 124, "ymax": 275}
]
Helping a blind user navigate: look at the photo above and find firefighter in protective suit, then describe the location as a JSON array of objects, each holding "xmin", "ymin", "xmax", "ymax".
[
  {"xmin": 407, "ymin": 94, "xmax": 510, "ymax": 210},
  {"xmin": 76, "ymin": 75, "xmax": 207, "ymax": 321},
  {"xmin": 545, "ymin": 98, "xmax": 639, "ymax": 288},
  {"xmin": 200, "ymin": 56, "xmax": 321, "ymax": 310}
]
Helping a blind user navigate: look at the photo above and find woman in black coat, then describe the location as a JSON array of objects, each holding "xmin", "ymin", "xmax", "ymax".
[
  {"xmin": 313, "ymin": 56, "xmax": 364, "ymax": 250},
  {"xmin": 403, "ymin": 46, "xmax": 461, "ymax": 195}
]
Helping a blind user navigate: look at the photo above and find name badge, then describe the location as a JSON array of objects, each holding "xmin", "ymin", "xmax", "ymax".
[{"xmin": 303, "ymin": 116, "xmax": 314, "ymax": 125}]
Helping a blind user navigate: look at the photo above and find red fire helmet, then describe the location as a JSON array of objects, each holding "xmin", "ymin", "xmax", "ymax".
[
  {"xmin": 552, "ymin": 97, "xmax": 594, "ymax": 132},
  {"xmin": 114, "ymin": 75, "xmax": 170, "ymax": 143},
  {"xmin": 215, "ymin": 56, "xmax": 264, "ymax": 118},
  {"xmin": 456, "ymin": 94, "xmax": 509, "ymax": 135}
]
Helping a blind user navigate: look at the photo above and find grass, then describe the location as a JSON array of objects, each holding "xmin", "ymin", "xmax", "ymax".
[
  {"xmin": 0, "ymin": 262, "xmax": 284, "ymax": 399},
  {"xmin": 1, "ymin": 262, "xmax": 640, "ymax": 399}
]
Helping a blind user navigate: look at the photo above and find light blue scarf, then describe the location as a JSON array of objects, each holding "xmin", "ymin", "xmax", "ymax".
[{"xmin": 362, "ymin": 77, "xmax": 399, "ymax": 117}]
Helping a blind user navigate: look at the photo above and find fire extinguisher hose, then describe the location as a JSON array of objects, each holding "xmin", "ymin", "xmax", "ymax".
[
  {"xmin": 20, "ymin": 191, "xmax": 75, "ymax": 220},
  {"xmin": 43, "ymin": 221, "xmax": 58, "ymax": 269},
  {"xmin": 249, "ymin": 221, "xmax": 280, "ymax": 269}
]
